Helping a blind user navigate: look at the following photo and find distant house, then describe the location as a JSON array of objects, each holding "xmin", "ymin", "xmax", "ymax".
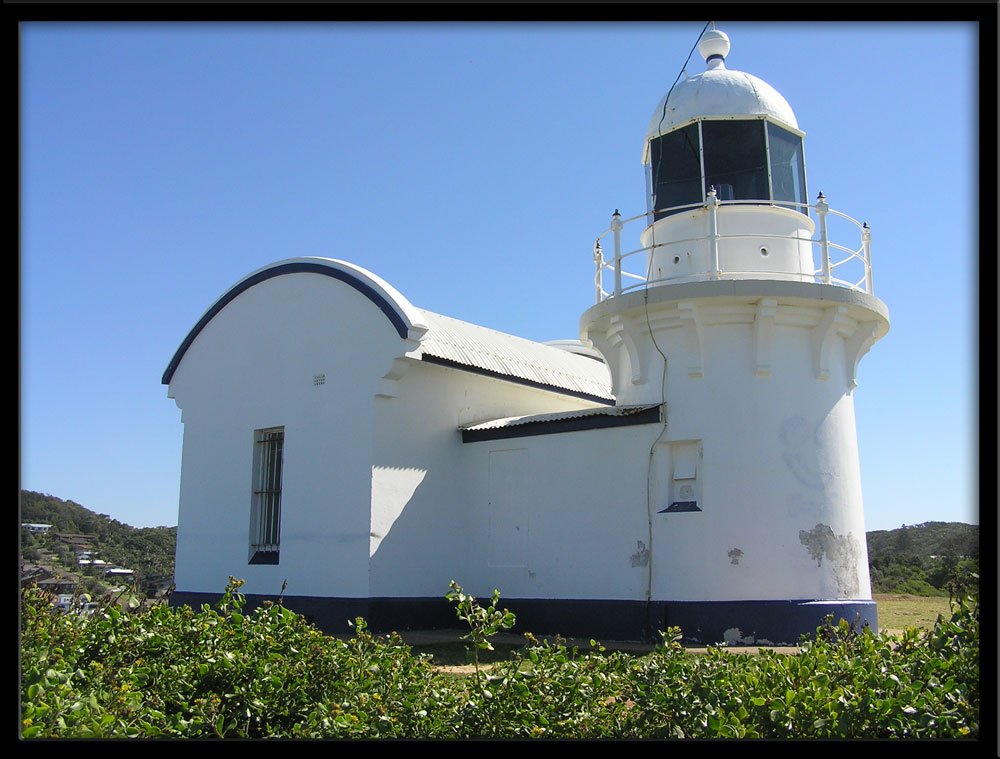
[
  {"xmin": 21, "ymin": 523, "xmax": 52, "ymax": 535},
  {"xmin": 52, "ymin": 533, "xmax": 97, "ymax": 551},
  {"xmin": 77, "ymin": 557, "xmax": 110, "ymax": 567},
  {"xmin": 54, "ymin": 594, "xmax": 99, "ymax": 615},
  {"xmin": 104, "ymin": 567, "xmax": 135, "ymax": 578},
  {"xmin": 20, "ymin": 564, "xmax": 53, "ymax": 588},
  {"xmin": 37, "ymin": 577, "xmax": 79, "ymax": 595}
]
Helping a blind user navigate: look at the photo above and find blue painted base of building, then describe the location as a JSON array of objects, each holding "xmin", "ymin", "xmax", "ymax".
[{"xmin": 169, "ymin": 591, "xmax": 878, "ymax": 646}]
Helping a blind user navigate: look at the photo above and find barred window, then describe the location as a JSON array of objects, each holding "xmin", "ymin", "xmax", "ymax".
[{"xmin": 249, "ymin": 427, "xmax": 283, "ymax": 565}]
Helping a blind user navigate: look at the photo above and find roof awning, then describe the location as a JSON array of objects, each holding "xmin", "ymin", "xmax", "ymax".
[{"xmin": 460, "ymin": 404, "xmax": 661, "ymax": 443}]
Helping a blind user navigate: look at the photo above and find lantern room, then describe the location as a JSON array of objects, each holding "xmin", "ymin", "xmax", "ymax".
[
  {"xmin": 645, "ymin": 119, "xmax": 807, "ymax": 218},
  {"xmin": 643, "ymin": 30, "xmax": 808, "ymax": 218},
  {"xmin": 637, "ymin": 29, "xmax": 816, "ymax": 285}
]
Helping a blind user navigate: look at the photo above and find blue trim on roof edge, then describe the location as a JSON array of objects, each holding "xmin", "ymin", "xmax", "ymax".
[{"xmin": 162, "ymin": 261, "xmax": 410, "ymax": 385}]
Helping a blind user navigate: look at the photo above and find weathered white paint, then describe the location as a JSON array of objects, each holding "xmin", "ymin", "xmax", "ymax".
[
  {"xmin": 581, "ymin": 290, "xmax": 883, "ymax": 601},
  {"xmin": 571, "ymin": 30, "xmax": 886, "ymax": 606}
]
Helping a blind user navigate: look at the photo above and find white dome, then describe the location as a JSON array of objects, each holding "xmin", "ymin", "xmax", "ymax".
[
  {"xmin": 643, "ymin": 32, "xmax": 799, "ymax": 161},
  {"xmin": 645, "ymin": 68, "xmax": 798, "ymax": 141}
]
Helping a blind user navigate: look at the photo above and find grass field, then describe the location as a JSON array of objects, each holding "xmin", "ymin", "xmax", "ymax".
[
  {"xmin": 408, "ymin": 594, "xmax": 957, "ymax": 667},
  {"xmin": 874, "ymin": 593, "xmax": 953, "ymax": 633}
]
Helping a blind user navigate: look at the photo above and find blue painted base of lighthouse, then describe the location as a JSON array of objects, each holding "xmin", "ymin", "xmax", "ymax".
[
  {"xmin": 169, "ymin": 591, "xmax": 877, "ymax": 646},
  {"xmin": 656, "ymin": 599, "xmax": 878, "ymax": 646},
  {"xmin": 483, "ymin": 598, "xmax": 878, "ymax": 646}
]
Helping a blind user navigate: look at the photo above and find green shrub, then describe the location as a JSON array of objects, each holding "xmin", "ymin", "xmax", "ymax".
[
  {"xmin": 21, "ymin": 580, "xmax": 978, "ymax": 739},
  {"xmin": 20, "ymin": 578, "xmax": 454, "ymax": 738}
]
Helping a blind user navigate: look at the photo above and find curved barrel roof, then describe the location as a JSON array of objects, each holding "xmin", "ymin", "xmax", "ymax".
[{"xmin": 163, "ymin": 258, "xmax": 614, "ymax": 403}]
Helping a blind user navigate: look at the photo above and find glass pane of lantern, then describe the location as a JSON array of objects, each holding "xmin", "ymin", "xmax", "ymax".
[
  {"xmin": 702, "ymin": 120, "xmax": 768, "ymax": 202},
  {"xmin": 649, "ymin": 123, "xmax": 702, "ymax": 219},
  {"xmin": 767, "ymin": 122, "xmax": 807, "ymax": 213}
]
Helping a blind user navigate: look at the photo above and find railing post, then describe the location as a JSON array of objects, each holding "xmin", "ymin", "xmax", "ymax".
[
  {"xmin": 816, "ymin": 192, "xmax": 831, "ymax": 284},
  {"xmin": 593, "ymin": 239, "xmax": 603, "ymax": 304},
  {"xmin": 611, "ymin": 209, "xmax": 623, "ymax": 296},
  {"xmin": 862, "ymin": 222, "xmax": 873, "ymax": 294},
  {"xmin": 707, "ymin": 187, "xmax": 720, "ymax": 279}
]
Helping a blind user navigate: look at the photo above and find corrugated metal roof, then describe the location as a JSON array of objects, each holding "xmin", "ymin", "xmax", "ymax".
[
  {"xmin": 416, "ymin": 310, "xmax": 614, "ymax": 401},
  {"xmin": 460, "ymin": 405, "xmax": 657, "ymax": 432}
]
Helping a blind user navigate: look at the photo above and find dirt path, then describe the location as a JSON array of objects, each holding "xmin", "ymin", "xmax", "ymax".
[{"xmin": 399, "ymin": 630, "xmax": 808, "ymax": 674}]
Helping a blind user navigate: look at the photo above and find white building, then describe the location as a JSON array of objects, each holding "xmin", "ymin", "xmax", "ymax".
[{"xmin": 165, "ymin": 30, "xmax": 888, "ymax": 644}]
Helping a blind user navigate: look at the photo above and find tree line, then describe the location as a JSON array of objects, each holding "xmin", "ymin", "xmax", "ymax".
[
  {"xmin": 20, "ymin": 491, "xmax": 176, "ymax": 583},
  {"xmin": 21, "ymin": 490, "xmax": 978, "ymax": 598},
  {"xmin": 866, "ymin": 521, "xmax": 979, "ymax": 597}
]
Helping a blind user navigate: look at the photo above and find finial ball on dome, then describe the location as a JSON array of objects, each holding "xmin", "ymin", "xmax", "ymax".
[{"xmin": 699, "ymin": 29, "xmax": 731, "ymax": 63}]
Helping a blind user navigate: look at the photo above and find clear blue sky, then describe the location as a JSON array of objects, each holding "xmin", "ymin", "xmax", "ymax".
[{"xmin": 21, "ymin": 21, "xmax": 979, "ymax": 532}]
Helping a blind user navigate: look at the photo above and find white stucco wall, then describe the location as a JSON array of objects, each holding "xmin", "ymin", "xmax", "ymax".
[
  {"xmin": 169, "ymin": 271, "xmax": 408, "ymax": 599},
  {"xmin": 368, "ymin": 359, "xmax": 610, "ymax": 598},
  {"xmin": 169, "ymin": 264, "xmax": 881, "ymax": 608},
  {"xmin": 460, "ymin": 425, "xmax": 662, "ymax": 601},
  {"xmin": 169, "ymin": 267, "xmax": 613, "ymax": 603},
  {"xmin": 641, "ymin": 205, "xmax": 815, "ymax": 285},
  {"xmin": 579, "ymin": 285, "xmax": 886, "ymax": 602},
  {"xmin": 648, "ymin": 319, "xmax": 871, "ymax": 601}
]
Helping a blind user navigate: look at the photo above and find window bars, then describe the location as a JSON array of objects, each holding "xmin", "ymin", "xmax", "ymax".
[{"xmin": 249, "ymin": 427, "xmax": 283, "ymax": 564}]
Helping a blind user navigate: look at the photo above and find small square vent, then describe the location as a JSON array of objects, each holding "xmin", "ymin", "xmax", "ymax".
[{"xmin": 313, "ymin": 373, "xmax": 325, "ymax": 386}]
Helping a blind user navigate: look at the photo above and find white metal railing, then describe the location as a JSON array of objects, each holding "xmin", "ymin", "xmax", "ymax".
[{"xmin": 593, "ymin": 190, "xmax": 874, "ymax": 304}]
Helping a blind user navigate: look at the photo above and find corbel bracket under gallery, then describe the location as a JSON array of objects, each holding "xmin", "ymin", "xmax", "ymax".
[
  {"xmin": 607, "ymin": 314, "xmax": 643, "ymax": 386},
  {"xmin": 811, "ymin": 304, "xmax": 852, "ymax": 381},
  {"xmin": 844, "ymin": 321, "xmax": 879, "ymax": 391},
  {"xmin": 753, "ymin": 297, "xmax": 778, "ymax": 377},
  {"xmin": 678, "ymin": 301, "xmax": 704, "ymax": 379}
]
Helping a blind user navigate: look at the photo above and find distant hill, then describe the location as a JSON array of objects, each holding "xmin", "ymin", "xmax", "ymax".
[
  {"xmin": 867, "ymin": 521, "xmax": 978, "ymax": 561},
  {"xmin": 20, "ymin": 490, "xmax": 176, "ymax": 581},
  {"xmin": 866, "ymin": 521, "xmax": 978, "ymax": 596}
]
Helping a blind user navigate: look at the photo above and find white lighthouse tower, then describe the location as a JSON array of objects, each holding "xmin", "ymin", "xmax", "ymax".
[{"xmin": 580, "ymin": 28, "xmax": 890, "ymax": 640}]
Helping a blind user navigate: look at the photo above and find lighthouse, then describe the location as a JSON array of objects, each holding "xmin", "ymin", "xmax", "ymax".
[
  {"xmin": 580, "ymin": 28, "xmax": 889, "ymax": 640},
  {"xmin": 166, "ymin": 26, "xmax": 892, "ymax": 645}
]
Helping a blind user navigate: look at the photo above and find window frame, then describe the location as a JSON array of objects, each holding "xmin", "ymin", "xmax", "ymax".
[
  {"xmin": 249, "ymin": 426, "xmax": 284, "ymax": 565},
  {"xmin": 646, "ymin": 116, "xmax": 808, "ymax": 219},
  {"xmin": 656, "ymin": 440, "xmax": 703, "ymax": 514}
]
